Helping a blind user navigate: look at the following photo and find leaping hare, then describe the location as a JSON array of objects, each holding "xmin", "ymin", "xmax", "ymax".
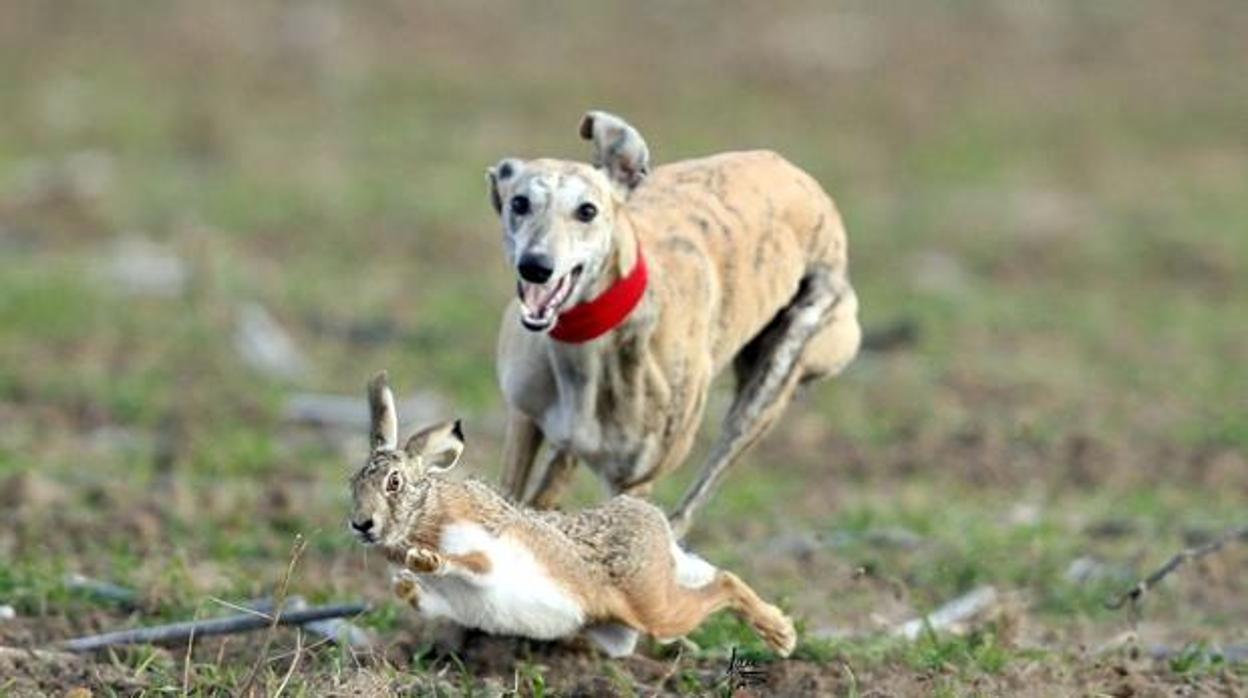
[{"xmin": 349, "ymin": 372, "xmax": 797, "ymax": 658}]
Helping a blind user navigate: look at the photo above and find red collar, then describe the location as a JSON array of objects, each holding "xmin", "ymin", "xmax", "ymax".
[{"xmin": 549, "ymin": 245, "xmax": 648, "ymax": 343}]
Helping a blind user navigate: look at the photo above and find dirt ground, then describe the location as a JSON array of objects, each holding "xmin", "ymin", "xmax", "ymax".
[
  {"xmin": 2, "ymin": 466, "xmax": 1245, "ymax": 696},
  {"xmin": 3, "ymin": 618, "xmax": 1245, "ymax": 697}
]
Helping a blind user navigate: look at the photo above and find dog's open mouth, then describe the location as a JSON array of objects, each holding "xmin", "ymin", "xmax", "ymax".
[{"xmin": 518, "ymin": 265, "xmax": 583, "ymax": 331}]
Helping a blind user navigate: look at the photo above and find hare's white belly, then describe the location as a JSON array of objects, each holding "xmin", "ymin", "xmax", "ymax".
[{"xmin": 419, "ymin": 522, "xmax": 585, "ymax": 639}]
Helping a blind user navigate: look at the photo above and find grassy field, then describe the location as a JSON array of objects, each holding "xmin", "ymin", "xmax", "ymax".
[{"xmin": 1, "ymin": 1, "xmax": 1246, "ymax": 695}]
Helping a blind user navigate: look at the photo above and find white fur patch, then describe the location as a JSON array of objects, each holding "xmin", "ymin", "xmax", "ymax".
[
  {"xmin": 414, "ymin": 581, "xmax": 453, "ymax": 619},
  {"xmin": 670, "ymin": 540, "xmax": 717, "ymax": 589},
  {"xmin": 551, "ymin": 175, "xmax": 591, "ymax": 211},
  {"xmin": 415, "ymin": 522, "xmax": 586, "ymax": 640},
  {"xmin": 585, "ymin": 623, "xmax": 640, "ymax": 658}
]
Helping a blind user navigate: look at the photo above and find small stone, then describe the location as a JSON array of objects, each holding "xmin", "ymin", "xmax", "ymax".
[
  {"xmin": 1064, "ymin": 556, "xmax": 1106, "ymax": 584},
  {"xmin": 234, "ymin": 302, "xmax": 309, "ymax": 380},
  {"xmin": 102, "ymin": 236, "xmax": 187, "ymax": 297}
]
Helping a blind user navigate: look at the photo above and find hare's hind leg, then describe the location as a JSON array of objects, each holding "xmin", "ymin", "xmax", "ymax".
[
  {"xmin": 712, "ymin": 571, "xmax": 797, "ymax": 657},
  {"xmin": 643, "ymin": 565, "xmax": 796, "ymax": 657}
]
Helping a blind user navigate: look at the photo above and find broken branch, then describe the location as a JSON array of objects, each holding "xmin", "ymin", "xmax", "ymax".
[
  {"xmin": 1106, "ymin": 524, "xmax": 1248, "ymax": 611},
  {"xmin": 55, "ymin": 603, "xmax": 369, "ymax": 653},
  {"xmin": 248, "ymin": 596, "xmax": 373, "ymax": 650},
  {"xmin": 63, "ymin": 573, "xmax": 139, "ymax": 609}
]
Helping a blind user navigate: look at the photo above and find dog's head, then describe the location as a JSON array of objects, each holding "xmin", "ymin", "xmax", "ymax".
[{"xmin": 487, "ymin": 111, "xmax": 650, "ymax": 332}]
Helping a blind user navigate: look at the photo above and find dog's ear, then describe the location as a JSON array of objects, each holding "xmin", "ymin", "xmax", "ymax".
[
  {"xmin": 580, "ymin": 111, "xmax": 650, "ymax": 192},
  {"xmin": 486, "ymin": 158, "xmax": 524, "ymax": 215}
]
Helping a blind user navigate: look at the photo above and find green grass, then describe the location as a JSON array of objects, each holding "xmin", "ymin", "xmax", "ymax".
[{"xmin": 805, "ymin": 629, "xmax": 1018, "ymax": 675}]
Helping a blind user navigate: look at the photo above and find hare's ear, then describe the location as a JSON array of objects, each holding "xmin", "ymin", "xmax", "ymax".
[
  {"xmin": 579, "ymin": 110, "xmax": 650, "ymax": 192},
  {"xmin": 367, "ymin": 371, "xmax": 398, "ymax": 450},
  {"xmin": 487, "ymin": 158, "xmax": 524, "ymax": 215},
  {"xmin": 404, "ymin": 419, "xmax": 465, "ymax": 474}
]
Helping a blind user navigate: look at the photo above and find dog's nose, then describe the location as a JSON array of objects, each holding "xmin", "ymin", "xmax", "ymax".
[
  {"xmin": 517, "ymin": 254, "xmax": 555, "ymax": 284},
  {"xmin": 351, "ymin": 518, "xmax": 374, "ymax": 534}
]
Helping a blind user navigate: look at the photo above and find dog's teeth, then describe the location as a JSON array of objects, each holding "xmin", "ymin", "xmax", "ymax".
[{"xmin": 523, "ymin": 276, "xmax": 568, "ymax": 314}]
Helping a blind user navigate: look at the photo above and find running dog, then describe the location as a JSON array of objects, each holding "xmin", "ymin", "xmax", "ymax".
[{"xmin": 488, "ymin": 111, "xmax": 860, "ymax": 535}]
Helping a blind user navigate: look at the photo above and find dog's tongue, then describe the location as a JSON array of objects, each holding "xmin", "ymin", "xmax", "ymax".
[{"xmin": 520, "ymin": 278, "xmax": 563, "ymax": 318}]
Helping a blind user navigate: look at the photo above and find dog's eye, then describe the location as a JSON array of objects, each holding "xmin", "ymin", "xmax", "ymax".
[
  {"xmin": 575, "ymin": 202, "xmax": 598, "ymax": 223},
  {"xmin": 385, "ymin": 470, "xmax": 403, "ymax": 494},
  {"xmin": 510, "ymin": 196, "xmax": 531, "ymax": 216}
]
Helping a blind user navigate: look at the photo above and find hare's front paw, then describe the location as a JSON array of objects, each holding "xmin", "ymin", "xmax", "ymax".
[
  {"xmin": 404, "ymin": 547, "xmax": 445, "ymax": 574},
  {"xmin": 392, "ymin": 571, "xmax": 423, "ymax": 609}
]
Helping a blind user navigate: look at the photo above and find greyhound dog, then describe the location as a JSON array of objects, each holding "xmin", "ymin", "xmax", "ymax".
[{"xmin": 488, "ymin": 111, "xmax": 860, "ymax": 535}]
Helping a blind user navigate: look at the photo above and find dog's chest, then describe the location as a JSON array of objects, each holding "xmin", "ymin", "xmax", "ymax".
[
  {"xmin": 542, "ymin": 347, "xmax": 663, "ymax": 476},
  {"xmin": 417, "ymin": 522, "xmax": 586, "ymax": 640}
]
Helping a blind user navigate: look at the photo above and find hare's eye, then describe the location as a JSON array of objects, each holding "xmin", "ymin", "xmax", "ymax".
[
  {"xmin": 510, "ymin": 196, "xmax": 531, "ymax": 216},
  {"xmin": 385, "ymin": 471, "xmax": 403, "ymax": 494}
]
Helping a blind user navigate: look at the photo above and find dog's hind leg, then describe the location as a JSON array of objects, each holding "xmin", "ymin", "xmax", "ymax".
[
  {"xmin": 799, "ymin": 283, "xmax": 860, "ymax": 385},
  {"xmin": 668, "ymin": 266, "xmax": 847, "ymax": 537}
]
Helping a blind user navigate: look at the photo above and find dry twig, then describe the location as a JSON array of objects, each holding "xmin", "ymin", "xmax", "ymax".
[
  {"xmin": 273, "ymin": 629, "xmax": 304, "ymax": 698},
  {"xmin": 54, "ymin": 603, "xmax": 368, "ymax": 653},
  {"xmin": 0, "ymin": 646, "xmax": 80, "ymax": 662},
  {"xmin": 181, "ymin": 603, "xmax": 200, "ymax": 697},
  {"xmin": 243, "ymin": 596, "xmax": 372, "ymax": 650},
  {"xmin": 238, "ymin": 536, "xmax": 307, "ymax": 696},
  {"xmin": 1106, "ymin": 524, "xmax": 1248, "ymax": 611},
  {"xmin": 63, "ymin": 574, "xmax": 140, "ymax": 610},
  {"xmin": 647, "ymin": 645, "xmax": 685, "ymax": 696}
]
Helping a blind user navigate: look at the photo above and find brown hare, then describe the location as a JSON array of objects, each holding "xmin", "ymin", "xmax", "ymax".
[{"xmin": 349, "ymin": 372, "xmax": 797, "ymax": 657}]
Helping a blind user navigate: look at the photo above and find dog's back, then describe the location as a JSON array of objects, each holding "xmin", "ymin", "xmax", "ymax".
[{"xmin": 627, "ymin": 149, "xmax": 850, "ymax": 371}]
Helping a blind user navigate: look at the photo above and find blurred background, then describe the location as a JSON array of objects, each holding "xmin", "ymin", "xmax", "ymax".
[{"xmin": 1, "ymin": 1, "xmax": 1244, "ymax": 694}]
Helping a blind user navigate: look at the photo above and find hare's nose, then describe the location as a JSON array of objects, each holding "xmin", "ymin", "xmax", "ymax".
[{"xmin": 351, "ymin": 518, "xmax": 375, "ymax": 534}]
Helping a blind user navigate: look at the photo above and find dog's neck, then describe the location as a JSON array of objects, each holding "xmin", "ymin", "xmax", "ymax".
[
  {"xmin": 580, "ymin": 213, "xmax": 640, "ymax": 300},
  {"xmin": 547, "ymin": 214, "xmax": 650, "ymax": 344}
]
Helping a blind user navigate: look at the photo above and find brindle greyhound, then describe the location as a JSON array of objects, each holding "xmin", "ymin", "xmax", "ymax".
[{"xmin": 488, "ymin": 111, "xmax": 860, "ymax": 536}]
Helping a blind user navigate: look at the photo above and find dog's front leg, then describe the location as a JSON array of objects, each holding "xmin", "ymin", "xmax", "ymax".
[
  {"xmin": 501, "ymin": 410, "xmax": 544, "ymax": 502},
  {"xmin": 669, "ymin": 268, "xmax": 847, "ymax": 537},
  {"xmin": 528, "ymin": 449, "xmax": 577, "ymax": 509}
]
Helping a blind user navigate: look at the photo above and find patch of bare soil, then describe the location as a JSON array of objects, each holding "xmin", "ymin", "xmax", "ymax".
[
  {"xmin": 3, "ymin": 610, "xmax": 1245, "ymax": 696},
  {"xmin": 0, "ymin": 645, "xmax": 142, "ymax": 696}
]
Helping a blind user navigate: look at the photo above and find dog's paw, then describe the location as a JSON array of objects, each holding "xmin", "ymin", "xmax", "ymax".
[{"xmin": 404, "ymin": 547, "xmax": 445, "ymax": 574}]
